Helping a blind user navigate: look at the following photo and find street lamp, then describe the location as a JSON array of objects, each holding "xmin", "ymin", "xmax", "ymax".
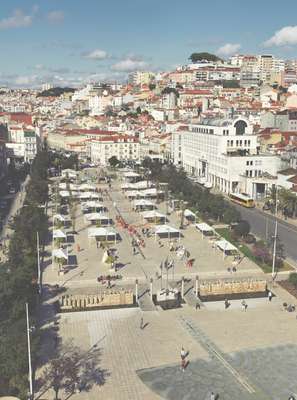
[
  {"xmin": 272, "ymin": 185, "xmax": 280, "ymax": 281},
  {"xmin": 26, "ymin": 303, "xmax": 33, "ymax": 400}
]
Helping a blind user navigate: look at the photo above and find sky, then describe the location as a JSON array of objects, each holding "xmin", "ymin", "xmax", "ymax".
[{"xmin": 1, "ymin": 0, "xmax": 297, "ymax": 87}]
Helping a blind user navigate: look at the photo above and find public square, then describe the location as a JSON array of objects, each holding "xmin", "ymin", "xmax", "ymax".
[{"xmin": 39, "ymin": 168, "xmax": 297, "ymax": 400}]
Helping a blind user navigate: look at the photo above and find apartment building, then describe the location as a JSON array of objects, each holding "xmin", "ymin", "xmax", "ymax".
[
  {"xmin": 90, "ymin": 136, "xmax": 139, "ymax": 166},
  {"xmin": 6, "ymin": 129, "xmax": 39, "ymax": 162},
  {"xmin": 171, "ymin": 117, "xmax": 284, "ymax": 198}
]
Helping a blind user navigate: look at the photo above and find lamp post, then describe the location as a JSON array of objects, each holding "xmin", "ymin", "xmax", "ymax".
[
  {"xmin": 37, "ymin": 232, "xmax": 41, "ymax": 295},
  {"xmin": 272, "ymin": 185, "xmax": 279, "ymax": 282},
  {"xmin": 26, "ymin": 303, "xmax": 33, "ymax": 400}
]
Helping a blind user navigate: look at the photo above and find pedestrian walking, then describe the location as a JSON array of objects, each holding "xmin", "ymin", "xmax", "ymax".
[
  {"xmin": 196, "ymin": 302, "xmax": 200, "ymax": 310},
  {"xmin": 210, "ymin": 392, "xmax": 216, "ymax": 400},
  {"xmin": 268, "ymin": 290, "xmax": 273, "ymax": 302},
  {"xmin": 180, "ymin": 347, "xmax": 186, "ymax": 360},
  {"xmin": 241, "ymin": 300, "xmax": 247, "ymax": 311},
  {"xmin": 140, "ymin": 317, "xmax": 144, "ymax": 330},
  {"xmin": 96, "ymin": 241, "xmax": 99, "ymax": 249},
  {"xmin": 224, "ymin": 298, "xmax": 229, "ymax": 309},
  {"xmin": 181, "ymin": 358, "xmax": 186, "ymax": 372}
]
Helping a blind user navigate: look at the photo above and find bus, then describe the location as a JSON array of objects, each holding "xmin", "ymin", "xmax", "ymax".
[{"xmin": 229, "ymin": 192, "xmax": 255, "ymax": 208}]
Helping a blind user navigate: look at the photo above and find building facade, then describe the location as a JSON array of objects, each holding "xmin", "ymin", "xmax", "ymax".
[
  {"xmin": 171, "ymin": 117, "xmax": 284, "ymax": 198},
  {"xmin": 90, "ymin": 136, "xmax": 139, "ymax": 166}
]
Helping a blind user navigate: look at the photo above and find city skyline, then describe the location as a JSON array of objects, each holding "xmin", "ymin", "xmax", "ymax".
[{"xmin": 2, "ymin": 0, "xmax": 297, "ymax": 87}]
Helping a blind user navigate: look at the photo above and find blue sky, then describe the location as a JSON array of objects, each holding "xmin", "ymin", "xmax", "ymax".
[{"xmin": 1, "ymin": 0, "xmax": 297, "ymax": 87}]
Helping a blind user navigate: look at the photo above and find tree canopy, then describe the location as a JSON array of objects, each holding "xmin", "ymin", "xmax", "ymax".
[
  {"xmin": 142, "ymin": 158, "xmax": 240, "ymax": 224},
  {"xmin": 0, "ymin": 150, "xmax": 50, "ymax": 398},
  {"xmin": 37, "ymin": 87, "xmax": 75, "ymax": 97},
  {"xmin": 189, "ymin": 52, "xmax": 223, "ymax": 63}
]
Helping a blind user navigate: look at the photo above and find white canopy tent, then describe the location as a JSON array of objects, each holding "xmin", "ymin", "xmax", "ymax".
[
  {"xmin": 52, "ymin": 248, "xmax": 68, "ymax": 260},
  {"xmin": 123, "ymin": 171, "xmax": 140, "ymax": 178},
  {"xmin": 84, "ymin": 213, "xmax": 111, "ymax": 225},
  {"xmin": 79, "ymin": 192, "xmax": 100, "ymax": 200},
  {"xmin": 142, "ymin": 210, "xmax": 166, "ymax": 224},
  {"xmin": 184, "ymin": 209, "xmax": 197, "ymax": 222},
  {"xmin": 88, "ymin": 227, "xmax": 118, "ymax": 243},
  {"xmin": 196, "ymin": 223, "xmax": 215, "ymax": 238},
  {"xmin": 53, "ymin": 214, "xmax": 66, "ymax": 222},
  {"xmin": 59, "ymin": 190, "xmax": 70, "ymax": 198},
  {"xmin": 133, "ymin": 199, "xmax": 156, "ymax": 211},
  {"xmin": 79, "ymin": 183, "xmax": 96, "ymax": 192},
  {"xmin": 142, "ymin": 188, "xmax": 163, "ymax": 198},
  {"xmin": 154, "ymin": 225, "xmax": 180, "ymax": 240},
  {"xmin": 61, "ymin": 169, "xmax": 78, "ymax": 179},
  {"xmin": 53, "ymin": 229, "xmax": 67, "ymax": 239},
  {"xmin": 81, "ymin": 201, "xmax": 107, "ymax": 212},
  {"xmin": 125, "ymin": 190, "xmax": 139, "ymax": 199},
  {"xmin": 215, "ymin": 239, "xmax": 238, "ymax": 258}
]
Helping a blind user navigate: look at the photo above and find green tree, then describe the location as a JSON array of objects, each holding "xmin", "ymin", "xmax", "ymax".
[
  {"xmin": 289, "ymin": 272, "xmax": 297, "ymax": 287},
  {"xmin": 108, "ymin": 156, "xmax": 120, "ymax": 168},
  {"xmin": 234, "ymin": 220, "xmax": 250, "ymax": 237},
  {"xmin": 189, "ymin": 52, "xmax": 222, "ymax": 63}
]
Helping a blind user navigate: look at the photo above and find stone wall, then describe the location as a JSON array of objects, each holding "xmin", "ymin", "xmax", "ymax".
[
  {"xmin": 59, "ymin": 290, "xmax": 134, "ymax": 312},
  {"xmin": 199, "ymin": 279, "xmax": 267, "ymax": 297}
]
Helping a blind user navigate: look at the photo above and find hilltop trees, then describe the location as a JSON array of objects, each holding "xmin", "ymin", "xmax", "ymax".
[{"xmin": 189, "ymin": 52, "xmax": 223, "ymax": 63}]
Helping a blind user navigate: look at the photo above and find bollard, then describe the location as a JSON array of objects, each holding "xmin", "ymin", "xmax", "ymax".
[
  {"xmin": 181, "ymin": 276, "xmax": 185, "ymax": 299},
  {"xmin": 150, "ymin": 278, "xmax": 153, "ymax": 302},
  {"xmin": 135, "ymin": 279, "xmax": 138, "ymax": 303},
  {"xmin": 195, "ymin": 275, "xmax": 199, "ymax": 297}
]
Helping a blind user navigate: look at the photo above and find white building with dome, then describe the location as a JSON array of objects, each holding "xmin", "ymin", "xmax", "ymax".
[{"xmin": 171, "ymin": 117, "xmax": 285, "ymax": 198}]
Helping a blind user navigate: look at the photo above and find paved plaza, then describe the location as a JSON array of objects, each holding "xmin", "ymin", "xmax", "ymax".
[{"xmin": 39, "ymin": 169, "xmax": 297, "ymax": 400}]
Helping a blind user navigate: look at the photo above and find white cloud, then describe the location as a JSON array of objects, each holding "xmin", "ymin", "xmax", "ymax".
[
  {"xmin": 0, "ymin": 8, "xmax": 33, "ymax": 30},
  {"xmin": 217, "ymin": 43, "xmax": 241, "ymax": 57},
  {"xmin": 47, "ymin": 10, "xmax": 64, "ymax": 24},
  {"xmin": 111, "ymin": 57, "xmax": 148, "ymax": 72},
  {"xmin": 83, "ymin": 49, "xmax": 108, "ymax": 60},
  {"xmin": 264, "ymin": 26, "xmax": 297, "ymax": 47}
]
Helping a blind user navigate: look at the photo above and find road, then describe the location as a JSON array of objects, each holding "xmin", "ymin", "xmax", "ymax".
[{"xmin": 233, "ymin": 204, "xmax": 297, "ymax": 263}]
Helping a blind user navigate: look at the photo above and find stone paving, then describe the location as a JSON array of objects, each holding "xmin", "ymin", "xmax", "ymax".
[
  {"xmin": 43, "ymin": 172, "xmax": 262, "ymax": 293},
  {"xmin": 38, "ymin": 169, "xmax": 297, "ymax": 400}
]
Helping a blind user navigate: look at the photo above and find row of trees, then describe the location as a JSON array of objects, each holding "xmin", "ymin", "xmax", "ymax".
[
  {"xmin": 265, "ymin": 186, "xmax": 297, "ymax": 218},
  {"xmin": 0, "ymin": 150, "xmax": 50, "ymax": 398},
  {"xmin": 142, "ymin": 158, "xmax": 241, "ymax": 224}
]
